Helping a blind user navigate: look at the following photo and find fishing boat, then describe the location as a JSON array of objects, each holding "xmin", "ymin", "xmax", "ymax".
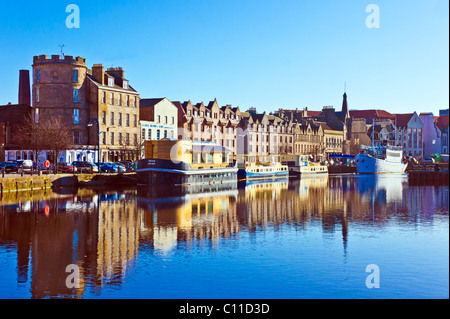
[
  {"xmin": 237, "ymin": 155, "xmax": 289, "ymax": 181},
  {"xmin": 355, "ymin": 145, "xmax": 407, "ymax": 174},
  {"xmin": 136, "ymin": 139, "xmax": 238, "ymax": 186},
  {"xmin": 282, "ymin": 155, "xmax": 328, "ymax": 177}
]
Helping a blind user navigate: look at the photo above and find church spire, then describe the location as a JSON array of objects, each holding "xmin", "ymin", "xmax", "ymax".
[{"xmin": 342, "ymin": 83, "xmax": 348, "ymax": 114}]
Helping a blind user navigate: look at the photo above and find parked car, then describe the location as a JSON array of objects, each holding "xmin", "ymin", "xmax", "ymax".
[
  {"xmin": 114, "ymin": 162, "xmax": 127, "ymax": 172},
  {"xmin": 57, "ymin": 162, "xmax": 76, "ymax": 173},
  {"xmin": 99, "ymin": 162, "xmax": 118, "ymax": 173},
  {"xmin": 4, "ymin": 160, "xmax": 33, "ymax": 173},
  {"xmin": 0, "ymin": 161, "xmax": 14, "ymax": 169},
  {"xmin": 72, "ymin": 161, "xmax": 96, "ymax": 173},
  {"xmin": 419, "ymin": 157, "xmax": 435, "ymax": 164}
]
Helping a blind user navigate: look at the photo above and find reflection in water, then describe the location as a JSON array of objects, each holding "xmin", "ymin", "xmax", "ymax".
[{"xmin": 0, "ymin": 175, "xmax": 448, "ymax": 298}]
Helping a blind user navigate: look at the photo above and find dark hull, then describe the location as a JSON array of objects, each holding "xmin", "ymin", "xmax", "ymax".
[{"xmin": 136, "ymin": 159, "xmax": 238, "ymax": 186}]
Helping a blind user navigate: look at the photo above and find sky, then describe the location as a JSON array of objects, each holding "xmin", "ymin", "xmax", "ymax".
[{"xmin": 0, "ymin": 0, "xmax": 448, "ymax": 115}]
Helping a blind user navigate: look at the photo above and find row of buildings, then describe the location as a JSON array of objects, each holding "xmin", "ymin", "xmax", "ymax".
[{"xmin": 0, "ymin": 54, "xmax": 449, "ymax": 165}]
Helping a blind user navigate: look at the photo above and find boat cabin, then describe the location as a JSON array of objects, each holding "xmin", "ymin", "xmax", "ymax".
[{"xmin": 143, "ymin": 139, "xmax": 234, "ymax": 168}]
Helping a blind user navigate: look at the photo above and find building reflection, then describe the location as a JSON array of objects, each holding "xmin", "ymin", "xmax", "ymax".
[
  {"xmin": 0, "ymin": 187, "xmax": 139, "ymax": 298},
  {"xmin": 0, "ymin": 176, "xmax": 448, "ymax": 298}
]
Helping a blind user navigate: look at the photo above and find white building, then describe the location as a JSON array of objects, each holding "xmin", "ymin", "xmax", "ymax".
[{"xmin": 139, "ymin": 98, "xmax": 178, "ymax": 156}]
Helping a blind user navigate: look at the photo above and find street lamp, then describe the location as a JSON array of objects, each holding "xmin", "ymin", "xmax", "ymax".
[{"xmin": 87, "ymin": 118, "xmax": 101, "ymax": 174}]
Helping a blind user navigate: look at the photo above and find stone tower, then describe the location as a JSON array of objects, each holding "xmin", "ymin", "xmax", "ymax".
[{"xmin": 32, "ymin": 54, "xmax": 88, "ymax": 145}]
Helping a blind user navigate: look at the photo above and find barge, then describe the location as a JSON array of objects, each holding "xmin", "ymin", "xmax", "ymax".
[{"xmin": 136, "ymin": 139, "xmax": 238, "ymax": 187}]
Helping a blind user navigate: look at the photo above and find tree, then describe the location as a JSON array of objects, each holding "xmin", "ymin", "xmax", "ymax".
[
  {"xmin": 41, "ymin": 118, "xmax": 72, "ymax": 169},
  {"xmin": 16, "ymin": 113, "xmax": 46, "ymax": 162}
]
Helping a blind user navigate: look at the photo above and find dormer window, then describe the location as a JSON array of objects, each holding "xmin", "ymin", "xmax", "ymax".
[
  {"xmin": 123, "ymin": 80, "xmax": 129, "ymax": 89},
  {"xmin": 108, "ymin": 77, "xmax": 114, "ymax": 86}
]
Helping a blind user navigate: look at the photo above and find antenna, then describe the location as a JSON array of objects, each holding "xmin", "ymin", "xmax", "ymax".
[{"xmin": 58, "ymin": 44, "xmax": 65, "ymax": 57}]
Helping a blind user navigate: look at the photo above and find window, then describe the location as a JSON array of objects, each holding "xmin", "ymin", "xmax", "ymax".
[
  {"xmin": 108, "ymin": 77, "xmax": 114, "ymax": 86},
  {"xmin": 126, "ymin": 113, "xmax": 130, "ymax": 126},
  {"xmin": 147, "ymin": 129, "xmax": 151, "ymax": 140},
  {"xmin": 35, "ymin": 88, "xmax": 39, "ymax": 102},
  {"xmin": 172, "ymin": 116, "xmax": 175, "ymax": 125},
  {"xmin": 126, "ymin": 95, "xmax": 130, "ymax": 106},
  {"xmin": 119, "ymin": 133, "xmax": 123, "ymax": 145},
  {"xmin": 164, "ymin": 130, "xmax": 167, "ymax": 138},
  {"xmin": 157, "ymin": 115, "xmax": 160, "ymax": 123},
  {"xmin": 110, "ymin": 112, "xmax": 114, "ymax": 125},
  {"xmin": 164, "ymin": 116, "xmax": 168, "ymax": 124},
  {"xmin": 157, "ymin": 130, "xmax": 160, "ymax": 140},
  {"xmin": 118, "ymin": 94, "xmax": 122, "ymax": 106},
  {"xmin": 187, "ymin": 110, "xmax": 191, "ymax": 116},
  {"xmin": 34, "ymin": 108, "xmax": 39, "ymax": 123},
  {"xmin": 102, "ymin": 91, "xmax": 106, "ymax": 103},
  {"xmin": 126, "ymin": 133, "xmax": 130, "ymax": 145},
  {"xmin": 73, "ymin": 131, "xmax": 80, "ymax": 145},
  {"xmin": 111, "ymin": 132, "xmax": 114, "ymax": 145},
  {"xmin": 36, "ymin": 69, "xmax": 40, "ymax": 82},
  {"xmin": 102, "ymin": 132, "xmax": 106, "ymax": 144},
  {"xmin": 119, "ymin": 113, "xmax": 122, "ymax": 126},
  {"xmin": 73, "ymin": 70, "xmax": 78, "ymax": 82},
  {"xmin": 141, "ymin": 128, "xmax": 145, "ymax": 140},
  {"xmin": 73, "ymin": 109, "xmax": 79, "ymax": 124},
  {"xmin": 123, "ymin": 80, "xmax": 129, "ymax": 89},
  {"xmin": 134, "ymin": 114, "xmax": 137, "ymax": 127},
  {"xmin": 134, "ymin": 96, "xmax": 137, "ymax": 107},
  {"xmin": 110, "ymin": 92, "xmax": 114, "ymax": 104},
  {"xmin": 134, "ymin": 134, "xmax": 137, "ymax": 145},
  {"xmin": 102, "ymin": 111, "xmax": 106, "ymax": 125}
]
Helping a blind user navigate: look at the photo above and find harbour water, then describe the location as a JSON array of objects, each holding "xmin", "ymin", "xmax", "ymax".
[{"xmin": 0, "ymin": 174, "xmax": 448, "ymax": 299}]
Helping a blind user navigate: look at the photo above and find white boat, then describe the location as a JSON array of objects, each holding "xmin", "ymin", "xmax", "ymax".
[
  {"xmin": 355, "ymin": 145, "xmax": 407, "ymax": 174},
  {"xmin": 285, "ymin": 155, "xmax": 328, "ymax": 177}
]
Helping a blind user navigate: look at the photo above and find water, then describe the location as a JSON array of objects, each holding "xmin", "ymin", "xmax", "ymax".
[{"xmin": 0, "ymin": 174, "xmax": 448, "ymax": 299}]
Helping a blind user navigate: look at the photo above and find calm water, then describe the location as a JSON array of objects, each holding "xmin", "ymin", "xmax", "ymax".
[{"xmin": 0, "ymin": 174, "xmax": 448, "ymax": 299}]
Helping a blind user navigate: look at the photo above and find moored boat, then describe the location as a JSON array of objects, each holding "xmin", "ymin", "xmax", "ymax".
[
  {"xmin": 283, "ymin": 155, "xmax": 328, "ymax": 177},
  {"xmin": 136, "ymin": 139, "xmax": 238, "ymax": 186},
  {"xmin": 237, "ymin": 155, "xmax": 289, "ymax": 181},
  {"xmin": 355, "ymin": 145, "xmax": 407, "ymax": 174}
]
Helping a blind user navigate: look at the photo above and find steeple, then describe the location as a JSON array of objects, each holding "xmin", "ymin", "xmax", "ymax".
[{"xmin": 341, "ymin": 86, "xmax": 348, "ymax": 114}]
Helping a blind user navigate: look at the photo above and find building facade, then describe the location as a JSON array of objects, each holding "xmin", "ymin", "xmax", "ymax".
[
  {"xmin": 32, "ymin": 54, "xmax": 140, "ymax": 163},
  {"xmin": 395, "ymin": 112, "xmax": 423, "ymax": 158}
]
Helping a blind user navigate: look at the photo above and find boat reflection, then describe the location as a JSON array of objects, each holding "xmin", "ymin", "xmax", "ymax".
[{"xmin": 0, "ymin": 175, "xmax": 447, "ymax": 298}]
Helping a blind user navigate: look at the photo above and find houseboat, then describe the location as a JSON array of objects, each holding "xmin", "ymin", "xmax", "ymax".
[
  {"xmin": 136, "ymin": 139, "xmax": 238, "ymax": 186},
  {"xmin": 237, "ymin": 155, "xmax": 289, "ymax": 181},
  {"xmin": 281, "ymin": 155, "xmax": 328, "ymax": 177}
]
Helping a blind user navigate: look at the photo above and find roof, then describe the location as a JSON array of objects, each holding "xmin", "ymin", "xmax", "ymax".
[
  {"xmin": 349, "ymin": 109, "xmax": 395, "ymax": 120},
  {"xmin": 436, "ymin": 116, "xmax": 449, "ymax": 131},
  {"xmin": 394, "ymin": 113, "xmax": 414, "ymax": 127},
  {"xmin": 86, "ymin": 73, "xmax": 138, "ymax": 93},
  {"xmin": 140, "ymin": 98, "xmax": 165, "ymax": 107}
]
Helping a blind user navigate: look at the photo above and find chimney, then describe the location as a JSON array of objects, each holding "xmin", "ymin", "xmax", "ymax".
[
  {"xmin": 106, "ymin": 67, "xmax": 124, "ymax": 79},
  {"xmin": 92, "ymin": 64, "xmax": 104, "ymax": 85},
  {"xmin": 18, "ymin": 70, "xmax": 31, "ymax": 105}
]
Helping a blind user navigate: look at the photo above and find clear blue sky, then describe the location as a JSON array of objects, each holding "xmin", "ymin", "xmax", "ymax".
[{"xmin": 0, "ymin": 0, "xmax": 448, "ymax": 115}]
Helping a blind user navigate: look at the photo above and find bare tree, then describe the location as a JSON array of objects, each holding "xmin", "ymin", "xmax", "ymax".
[
  {"xmin": 41, "ymin": 118, "xmax": 72, "ymax": 169},
  {"xmin": 16, "ymin": 113, "xmax": 46, "ymax": 162}
]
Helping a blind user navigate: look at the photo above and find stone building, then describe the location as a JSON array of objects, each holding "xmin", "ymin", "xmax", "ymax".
[
  {"xmin": 174, "ymin": 99, "xmax": 241, "ymax": 155},
  {"xmin": 32, "ymin": 54, "xmax": 140, "ymax": 163},
  {"xmin": 293, "ymin": 122, "xmax": 324, "ymax": 160}
]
